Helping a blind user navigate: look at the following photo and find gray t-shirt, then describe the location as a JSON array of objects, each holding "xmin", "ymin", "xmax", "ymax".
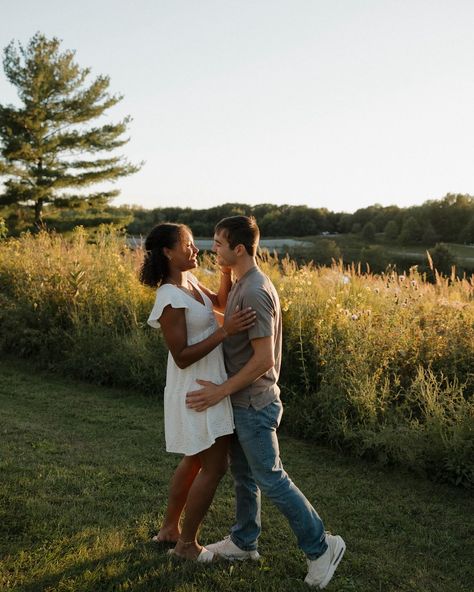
[{"xmin": 223, "ymin": 266, "xmax": 282, "ymax": 410}]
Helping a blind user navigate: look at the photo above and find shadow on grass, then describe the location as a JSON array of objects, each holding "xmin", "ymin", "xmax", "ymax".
[
  {"xmin": 18, "ymin": 543, "xmax": 176, "ymax": 592},
  {"xmin": 16, "ymin": 541, "xmax": 265, "ymax": 592}
]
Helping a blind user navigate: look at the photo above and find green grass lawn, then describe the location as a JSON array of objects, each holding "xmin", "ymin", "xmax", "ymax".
[{"xmin": 1, "ymin": 360, "xmax": 473, "ymax": 592}]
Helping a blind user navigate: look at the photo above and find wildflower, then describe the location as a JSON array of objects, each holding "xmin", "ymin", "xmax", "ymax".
[{"xmin": 351, "ymin": 313, "xmax": 359, "ymax": 320}]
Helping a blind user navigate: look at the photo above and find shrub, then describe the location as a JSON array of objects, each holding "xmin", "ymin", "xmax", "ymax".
[
  {"xmin": 427, "ymin": 243, "xmax": 458, "ymax": 276},
  {"xmin": 359, "ymin": 245, "xmax": 389, "ymax": 273}
]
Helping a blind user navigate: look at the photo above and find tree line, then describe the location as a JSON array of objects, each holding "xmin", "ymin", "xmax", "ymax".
[
  {"xmin": 2, "ymin": 191, "xmax": 473, "ymax": 247},
  {"xmin": 123, "ymin": 193, "xmax": 474, "ymax": 245}
]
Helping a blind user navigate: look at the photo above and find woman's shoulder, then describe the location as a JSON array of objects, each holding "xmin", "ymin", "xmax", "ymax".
[
  {"xmin": 148, "ymin": 284, "xmax": 188, "ymax": 328},
  {"xmin": 158, "ymin": 283, "xmax": 192, "ymax": 306},
  {"xmin": 156, "ymin": 282, "xmax": 175, "ymax": 293}
]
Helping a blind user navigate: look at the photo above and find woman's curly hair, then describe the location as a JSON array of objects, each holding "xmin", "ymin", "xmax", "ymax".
[{"xmin": 139, "ymin": 223, "xmax": 190, "ymax": 288}]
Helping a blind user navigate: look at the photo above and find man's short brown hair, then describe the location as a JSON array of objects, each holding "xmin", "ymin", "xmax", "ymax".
[{"xmin": 215, "ymin": 215, "xmax": 260, "ymax": 256}]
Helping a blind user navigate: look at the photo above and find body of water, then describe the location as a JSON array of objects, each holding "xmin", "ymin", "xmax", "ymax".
[{"xmin": 127, "ymin": 236, "xmax": 313, "ymax": 253}]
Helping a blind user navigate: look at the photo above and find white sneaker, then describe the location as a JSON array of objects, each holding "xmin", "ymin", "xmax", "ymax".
[
  {"xmin": 205, "ymin": 536, "xmax": 260, "ymax": 561},
  {"xmin": 305, "ymin": 534, "xmax": 346, "ymax": 589}
]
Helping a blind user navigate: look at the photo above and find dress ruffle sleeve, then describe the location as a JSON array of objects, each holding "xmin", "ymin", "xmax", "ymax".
[{"xmin": 147, "ymin": 285, "xmax": 190, "ymax": 329}]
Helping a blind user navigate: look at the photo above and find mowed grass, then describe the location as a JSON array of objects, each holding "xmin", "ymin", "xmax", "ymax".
[{"xmin": 1, "ymin": 360, "xmax": 473, "ymax": 592}]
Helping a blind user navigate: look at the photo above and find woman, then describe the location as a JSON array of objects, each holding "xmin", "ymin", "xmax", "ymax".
[{"xmin": 140, "ymin": 222, "xmax": 255, "ymax": 562}]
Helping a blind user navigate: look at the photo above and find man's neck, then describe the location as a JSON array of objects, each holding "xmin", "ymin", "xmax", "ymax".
[{"xmin": 232, "ymin": 256, "xmax": 258, "ymax": 280}]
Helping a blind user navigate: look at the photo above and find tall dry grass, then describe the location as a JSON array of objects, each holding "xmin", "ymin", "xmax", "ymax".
[{"xmin": 0, "ymin": 228, "xmax": 473, "ymax": 485}]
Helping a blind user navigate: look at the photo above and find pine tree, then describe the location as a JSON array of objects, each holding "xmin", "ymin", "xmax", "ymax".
[{"xmin": 0, "ymin": 33, "xmax": 141, "ymax": 227}]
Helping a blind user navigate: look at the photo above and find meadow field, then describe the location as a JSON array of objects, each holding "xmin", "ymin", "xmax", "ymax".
[
  {"xmin": 0, "ymin": 228, "xmax": 473, "ymax": 487},
  {"xmin": 1, "ymin": 360, "xmax": 472, "ymax": 592}
]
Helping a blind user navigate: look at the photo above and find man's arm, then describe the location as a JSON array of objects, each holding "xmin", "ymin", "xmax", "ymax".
[
  {"xmin": 186, "ymin": 336, "xmax": 274, "ymax": 411},
  {"xmin": 197, "ymin": 269, "xmax": 232, "ymax": 312}
]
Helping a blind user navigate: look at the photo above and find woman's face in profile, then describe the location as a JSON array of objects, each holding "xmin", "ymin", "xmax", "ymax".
[{"xmin": 168, "ymin": 229, "xmax": 199, "ymax": 271}]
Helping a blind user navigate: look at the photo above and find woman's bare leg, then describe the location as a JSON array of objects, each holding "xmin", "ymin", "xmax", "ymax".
[
  {"xmin": 173, "ymin": 435, "xmax": 230, "ymax": 559},
  {"xmin": 153, "ymin": 455, "xmax": 201, "ymax": 542}
]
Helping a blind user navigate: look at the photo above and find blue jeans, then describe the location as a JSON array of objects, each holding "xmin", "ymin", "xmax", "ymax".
[{"xmin": 229, "ymin": 400, "xmax": 327, "ymax": 559}]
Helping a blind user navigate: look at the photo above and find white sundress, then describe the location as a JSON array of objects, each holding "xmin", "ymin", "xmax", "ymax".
[{"xmin": 147, "ymin": 274, "xmax": 234, "ymax": 455}]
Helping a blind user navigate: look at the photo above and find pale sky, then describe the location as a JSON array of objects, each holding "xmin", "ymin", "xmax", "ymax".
[{"xmin": 1, "ymin": 0, "xmax": 473, "ymax": 213}]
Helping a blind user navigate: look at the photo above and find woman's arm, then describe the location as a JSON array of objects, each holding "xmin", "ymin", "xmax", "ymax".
[
  {"xmin": 197, "ymin": 269, "xmax": 232, "ymax": 312},
  {"xmin": 159, "ymin": 303, "xmax": 255, "ymax": 369}
]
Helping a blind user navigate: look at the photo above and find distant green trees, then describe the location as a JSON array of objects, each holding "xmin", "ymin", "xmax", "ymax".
[
  {"xmin": 349, "ymin": 194, "xmax": 473, "ymax": 246},
  {"xmin": 421, "ymin": 222, "xmax": 440, "ymax": 245},
  {"xmin": 0, "ymin": 33, "xmax": 140, "ymax": 228},
  {"xmin": 427, "ymin": 194, "xmax": 472, "ymax": 243},
  {"xmin": 384, "ymin": 220, "xmax": 399, "ymax": 241},
  {"xmin": 111, "ymin": 194, "xmax": 474, "ymax": 246},
  {"xmin": 399, "ymin": 216, "xmax": 422, "ymax": 245},
  {"xmin": 361, "ymin": 221, "xmax": 376, "ymax": 242},
  {"xmin": 125, "ymin": 203, "xmax": 338, "ymax": 238},
  {"xmin": 460, "ymin": 216, "xmax": 474, "ymax": 244},
  {"xmin": 2, "ymin": 193, "xmax": 473, "ymax": 243}
]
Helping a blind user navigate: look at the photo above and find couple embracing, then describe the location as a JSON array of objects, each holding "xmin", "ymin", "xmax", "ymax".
[{"xmin": 140, "ymin": 215, "xmax": 345, "ymax": 589}]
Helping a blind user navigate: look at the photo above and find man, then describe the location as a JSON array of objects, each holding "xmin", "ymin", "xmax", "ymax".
[{"xmin": 186, "ymin": 215, "xmax": 345, "ymax": 589}]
